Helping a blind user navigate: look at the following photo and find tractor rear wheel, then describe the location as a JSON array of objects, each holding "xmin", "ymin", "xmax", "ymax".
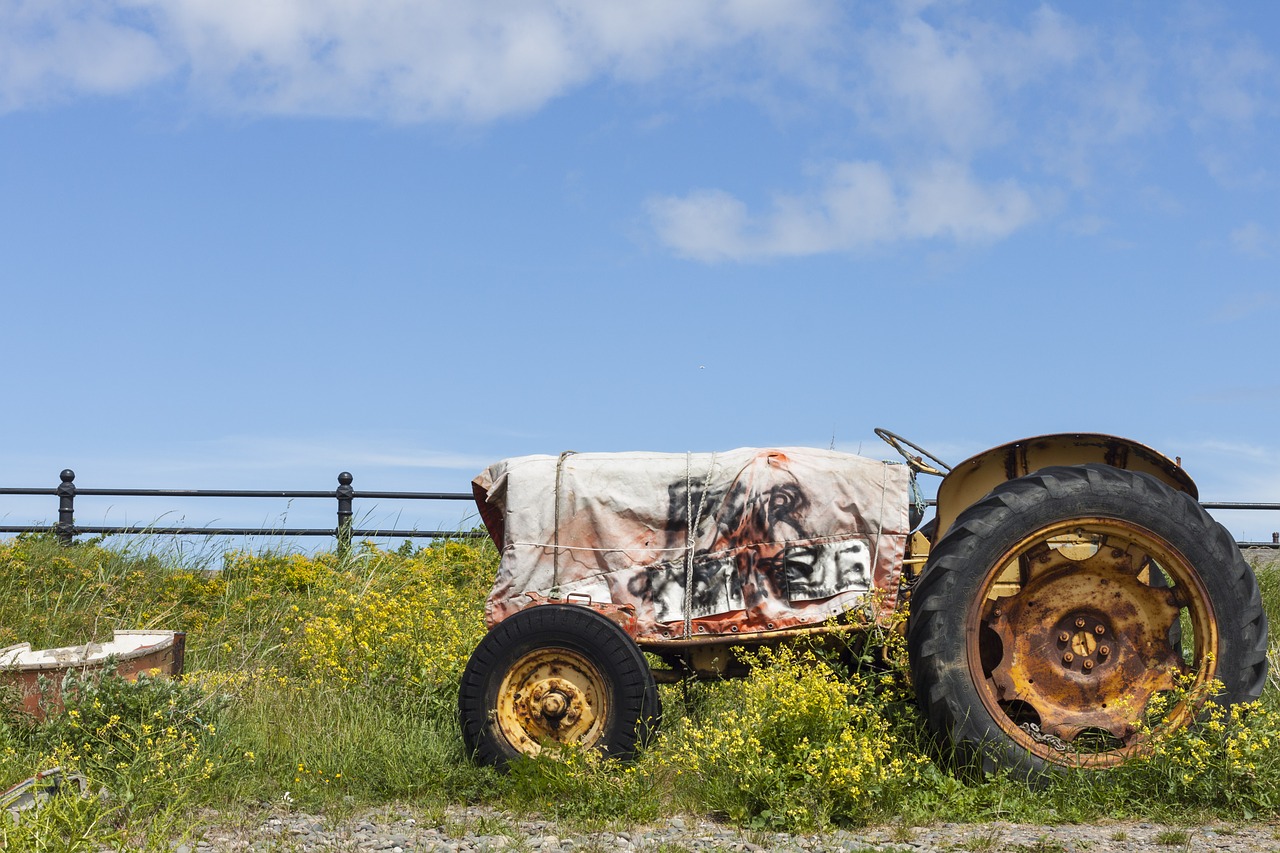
[
  {"xmin": 459, "ymin": 604, "xmax": 660, "ymax": 767},
  {"xmin": 907, "ymin": 464, "xmax": 1268, "ymax": 779}
]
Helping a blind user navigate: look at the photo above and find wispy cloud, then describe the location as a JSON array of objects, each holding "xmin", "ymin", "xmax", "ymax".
[
  {"xmin": 0, "ymin": 0, "xmax": 830, "ymax": 120},
  {"xmin": 5, "ymin": 2, "xmax": 1277, "ymax": 265},
  {"xmin": 181, "ymin": 436, "xmax": 496, "ymax": 475},
  {"xmin": 648, "ymin": 160, "xmax": 1038, "ymax": 261},
  {"xmin": 0, "ymin": 2, "xmax": 172, "ymax": 109},
  {"xmin": 853, "ymin": 5, "xmax": 1085, "ymax": 155},
  {"xmin": 1211, "ymin": 289, "xmax": 1277, "ymax": 322},
  {"xmin": 0, "ymin": 434, "xmax": 496, "ymax": 493},
  {"xmin": 1180, "ymin": 26, "xmax": 1277, "ymax": 128},
  {"xmin": 1229, "ymin": 222, "xmax": 1279, "ymax": 257},
  {"xmin": 642, "ymin": 4, "xmax": 1280, "ymax": 261}
]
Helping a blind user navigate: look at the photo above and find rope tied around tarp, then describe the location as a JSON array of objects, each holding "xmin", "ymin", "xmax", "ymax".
[
  {"xmin": 683, "ymin": 451, "xmax": 716, "ymax": 639},
  {"xmin": 872, "ymin": 462, "xmax": 890, "ymax": 590},
  {"xmin": 551, "ymin": 450, "xmax": 577, "ymax": 595}
]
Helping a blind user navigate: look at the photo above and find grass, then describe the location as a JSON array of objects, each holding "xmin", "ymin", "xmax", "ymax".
[
  {"xmin": 0, "ymin": 535, "xmax": 1277, "ymax": 848},
  {"xmin": 1154, "ymin": 829, "xmax": 1191, "ymax": 845}
]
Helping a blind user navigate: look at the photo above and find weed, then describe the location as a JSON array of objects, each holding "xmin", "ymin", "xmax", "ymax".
[
  {"xmin": 661, "ymin": 644, "xmax": 929, "ymax": 830},
  {"xmin": 1153, "ymin": 829, "xmax": 1190, "ymax": 845},
  {"xmin": 1007, "ymin": 839, "xmax": 1066, "ymax": 853},
  {"xmin": 0, "ymin": 787, "xmax": 122, "ymax": 852},
  {"xmin": 960, "ymin": 826, "xmax": 1002, "ymax": 851}
]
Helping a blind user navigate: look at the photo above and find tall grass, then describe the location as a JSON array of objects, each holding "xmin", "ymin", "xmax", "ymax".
[
  {"xmin": 1255, "ymin": 554, "xmax": 1280, "ymax": 697},
  {"xmin": 0, "ymin": 535, "xmax": 1277, "ymax": 848}
]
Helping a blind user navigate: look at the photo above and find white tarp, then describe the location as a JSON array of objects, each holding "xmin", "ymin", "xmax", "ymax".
[{"xmin": 473, "ymin": 447, "xmax": 911, "ymax": 641}]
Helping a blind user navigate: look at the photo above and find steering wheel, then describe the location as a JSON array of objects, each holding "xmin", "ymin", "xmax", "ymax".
[{"xmin": 874, "ymin": 428, "xmax": 952, "ymax": 477}]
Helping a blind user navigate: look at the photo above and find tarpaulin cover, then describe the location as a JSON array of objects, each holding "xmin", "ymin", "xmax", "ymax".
[{"xmin": 472, "ymin": 447, "xmax": 911, "ymax": 642}]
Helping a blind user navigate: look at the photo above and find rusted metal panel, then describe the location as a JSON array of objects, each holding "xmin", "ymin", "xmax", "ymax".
[
  {"xmin": 0, "ymin": 630, "xmax": 186, "ymax": 718},
  {"xmin": 521, "ymin": 590, "xmax": 641, "ymax": 637},
  {"xmin": 474, "ymin": 447, "xmax": 911, "ymax": 643},
  {"xmin": 934, "ymin": 434, "xmax": 1196, "ymax": 542},
  {"xmin": 985, "ymin": 557, "xmax": 1181, "ymax": 743}
]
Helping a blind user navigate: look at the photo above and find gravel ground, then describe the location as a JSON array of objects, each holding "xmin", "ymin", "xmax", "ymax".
[{"xmin": 169, "ymin": 805, "xmax": 1280, "ymax": 852}]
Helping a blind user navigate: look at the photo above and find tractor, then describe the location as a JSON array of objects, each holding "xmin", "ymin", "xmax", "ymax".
[{"xmin": 458, "ymin": 430, "xmax": 1269, "ymax": 778}]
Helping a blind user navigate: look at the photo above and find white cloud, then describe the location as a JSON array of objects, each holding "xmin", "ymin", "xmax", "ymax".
[
  {"xmin": 1181, "ymin": 31, "xmax": 1276, "ymax": 128},
  {"xmin": 1210, "ymin": 290, "xmax": 1277, "ymax": 324},
  {"xmin": 5, "ymin": 1, "xmax": 1277, "ymax": 266},
  {"xmin": 0, "ymin": 0, "xmax": 831, "ymax": 120},
  {"xmin": 854, "ymin": 4, "xmax": 1085, "ymax": 154},
  {"xmin": 0, "ymin": 2, "xmax": 173, "ymax": 109},
  {"xmin": 648, "ymin": 160, "xmax": 1038, "ymax": 261},
  {"xmin": 191, "ymin": 436, "xmax": 497, "ymax": 474},
  {"xmin": 1229, "ymin": 222, "xmax": 1278, "ymax": 257}
]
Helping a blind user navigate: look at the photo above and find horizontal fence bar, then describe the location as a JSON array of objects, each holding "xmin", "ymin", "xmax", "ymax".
[
  {"xmin": 3, "ymin": 470, "xmax": 1278, "ymax": 555},
  {"xmin": 0, "ymin": 487, "xmax": 474, "ymax": 500},
  {"xmin": 0, "ymin": 526, "xmax": 486, "ymax": 538}
]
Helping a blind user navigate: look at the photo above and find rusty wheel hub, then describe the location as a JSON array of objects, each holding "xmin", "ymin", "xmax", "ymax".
[
  {"xmin": 970, "ymin": 519, "xmax": 1217, "ymax": 765},
  {"xmin": 496, "ymin": 648, "xmax": 607, "ymax": 757}
]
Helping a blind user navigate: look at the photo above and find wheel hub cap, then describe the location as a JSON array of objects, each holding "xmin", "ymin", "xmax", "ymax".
[{"xmin": 496, "ymin": 649, "xmax": 607, "ymax": 757}]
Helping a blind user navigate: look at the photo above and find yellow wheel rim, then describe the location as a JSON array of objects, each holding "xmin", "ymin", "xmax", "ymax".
[
  {"xmin": 496, "ymin": 647, "xmax": 609, "ymax": 757},
  {"xmin": 966, "ymin": 517, "xmax": 1218, "ymax": 767}
]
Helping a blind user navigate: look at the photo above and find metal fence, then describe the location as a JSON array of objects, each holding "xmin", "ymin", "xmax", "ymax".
[
  {"xmin": 2, "ymin": 468, "xmax": 1278, "ymax": 558},
  {"xmin": 0, "ymin": 469, "xmax": 483, "ymax": 559}
]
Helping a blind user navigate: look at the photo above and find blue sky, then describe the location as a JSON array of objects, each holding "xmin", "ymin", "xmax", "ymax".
[{"xmin": 1, "ymin": 1, "xmax": 1278, "ymax": 542}]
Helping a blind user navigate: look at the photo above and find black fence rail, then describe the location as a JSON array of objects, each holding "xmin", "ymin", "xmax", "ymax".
[
  {"xmin": 2, "ymin": 470, "xmax": 1279, "ymax": 558},
  {"xmin": 0, "ymin": 469, "xmax": 483, "ymax": 559}
]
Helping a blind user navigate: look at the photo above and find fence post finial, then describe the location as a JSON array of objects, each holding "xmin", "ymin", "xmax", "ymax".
[
  {"xmin": 336, "ymin": 472, "xmax": 354, "ymax": 559},
  {"xmin": 56, "ymin": 469, "xmax": 76, "ymax": 546}
]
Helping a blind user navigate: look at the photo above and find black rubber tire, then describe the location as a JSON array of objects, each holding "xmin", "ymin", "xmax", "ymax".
[
  {"xmin": 458, "ymin": 604, "xmax": 661, "ymax": 768},
  {"xmin": 907, "ymin": 464, "xmax": 1268, "ymax": 780}
]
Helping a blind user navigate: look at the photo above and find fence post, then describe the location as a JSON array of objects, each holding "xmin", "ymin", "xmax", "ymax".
[
  {"xmin": 336, "ymin": 472, "xmax": 354, "ymax": 559},
  {"xmin": 55, "ymin": 469, "xmax": 76, "ymax": 545}
]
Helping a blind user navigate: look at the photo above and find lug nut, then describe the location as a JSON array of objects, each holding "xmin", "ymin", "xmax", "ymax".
[
  {"xmin": 1099, "ymin": 645, "xmax": 1110, "ymax": 657},
  {"xmin": 1094, "ymin": 624, "xmax": 1105, "ymax": 635},
  {"xmin": 1075, "ymin": 617, "xmax": 1086, "ymax": 628},
  {"xmin": 1063, "ymin": 652, "xmax": 1074, "ymax": 663},
  {"xmin": 1083, "ymin": 660, "xmax": 1094, "ymax": 671},
  {"xmin": 1059, "ymin": 631, "xmax": 1070, "ymax": 643}
]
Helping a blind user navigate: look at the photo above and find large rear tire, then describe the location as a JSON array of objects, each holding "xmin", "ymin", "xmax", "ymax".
[
  {"xmin": 907, "ymin": 464, "xmax": 1268, "ymax": 779},
  {"xmin": 459, "ymin": 604, "xmax": 660, "ymax": 767}
]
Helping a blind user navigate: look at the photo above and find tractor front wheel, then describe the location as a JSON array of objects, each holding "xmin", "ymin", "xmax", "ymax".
[{"xmin": 459, "ymin": 604, "xmax": 660, "ymax": 767}]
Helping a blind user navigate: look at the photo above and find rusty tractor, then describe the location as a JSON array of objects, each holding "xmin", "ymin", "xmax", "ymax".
[{"xmin": 458, "ymin": 431, "xmax": 1269, "ymax": 778}]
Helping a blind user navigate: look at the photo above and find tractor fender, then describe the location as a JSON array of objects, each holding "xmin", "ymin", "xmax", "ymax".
[{"xmin": 932, "ymin": 433, "xmax": 1196, "ymax": 543}]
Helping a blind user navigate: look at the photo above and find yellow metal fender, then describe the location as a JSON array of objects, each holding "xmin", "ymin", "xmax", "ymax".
[{"xmin": 932, "ymin": 433, "xmax": 1196, "ymax": 543}]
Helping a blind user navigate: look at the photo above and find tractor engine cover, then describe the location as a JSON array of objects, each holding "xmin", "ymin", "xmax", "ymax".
[{"xmin": 472, "ymin": 447, "xmax": 911, "ymax": 642}]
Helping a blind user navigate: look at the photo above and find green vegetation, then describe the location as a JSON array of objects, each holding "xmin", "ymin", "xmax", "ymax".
[
  {"xmin": 1153, "ymin": 829, "xmax": 1191, "ymax": 845},
  {"xmin": 0, "ymin": 535, "xmax": 1277, "ymax": 849}
]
